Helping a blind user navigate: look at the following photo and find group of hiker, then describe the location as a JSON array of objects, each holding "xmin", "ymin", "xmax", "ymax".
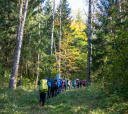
[
  {"xmin": 72, "ymin": 78, "xmax": 87, "ymax": 88},
  {"xmin": 39, "ymin": 77, "xmax": 87, "ymax": 107}
]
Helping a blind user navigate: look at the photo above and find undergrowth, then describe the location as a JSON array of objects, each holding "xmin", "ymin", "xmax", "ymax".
[{"xmin": 0, "ymin": 85, "xmax": 127, "ymax": 114}]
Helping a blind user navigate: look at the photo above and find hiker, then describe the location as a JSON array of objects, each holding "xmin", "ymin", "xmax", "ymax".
[
  {"xmin": 54, "ymin": 79, "xmax": 58, "ymax": 96},
  {"xmin": 76, "ymin": 78, "xmax": 79, "ymax": 88},
  {"xmin": 63, "ymin": 78, "xmax": 67, "ymax": 91},
  {"xmin": 62, "ymin": 79, "xmax": 65, "ymax": 92},
  {"xmin": 50, "ymin": 78, "xmax": 55, "ymax": 97},
  {"xmin": 39, "ymin": 79, "xmax": 48, "ymax": 107},
  {"xmin": 79, "ymin": 80, "xmax": 82, "ymax": 88},
  {"xmin": 56, "ymin": 75, "xmax": 60, "ymax": 94},
  {"xmin": 47, "ymin": 79, "xmax": 51, "ymax": 99},
  {"xmin": 59, "ymin": 79, "xmax": 63, "ymax": 93},
  {"xmin": 67, "ymin": 79, "xmax": 71, "ymax": 90},
  {"xmin": 72, "ymin": 80, "xmax": 76, "ymax": 88},
  {"xmin": 82, "ymin": 80, "xmax": 86, "ymax": 87}
]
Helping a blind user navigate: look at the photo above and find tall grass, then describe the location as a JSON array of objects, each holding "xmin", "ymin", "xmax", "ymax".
[{"xmin": 0, "ymin": 85, "xmax": 128, "ymax": 114}]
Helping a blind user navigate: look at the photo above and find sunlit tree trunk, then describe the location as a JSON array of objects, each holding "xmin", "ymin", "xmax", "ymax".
[
  {"xmin": 51, "ymin": 0, "xmax": 58, "ymax": 69},
  {"xmin": 53, "ymin": 37, "xmax": 58, "ymax": 69},
  {"xmin": 87, "ymin": 0, "xmax": 92, "ymax": 83},
  {"xmin": 51, "ymin": 0, "xmax": 55, "ymax": 56},
  {"xmin": 9, "ymin": 0, "xmax": 29, "ymax": 88},
  {"xmin": 59, "ymin": 0, "xmax": 63, "ymax": 78}
]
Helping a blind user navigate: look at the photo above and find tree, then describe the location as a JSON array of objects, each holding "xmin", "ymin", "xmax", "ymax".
[
  {"xmin": 87, "ymin": 0, "xmax": 92, "ymax": 83},
  {"xmin": 51, "ymin": 0, "xmax": 55, "ymax": 56},
  {"xmin": 9, "ymin": 0, "xmax": 29, "ymax": 89},
  {"xmin": 92, "ymin": 0, "xmax": 128, "ymax": 97},
  {"xmin": 0, "ymin": 0, "xmax": 19, "ymax": 87},
  {"xmin": 58, "ymin": 0, "xmax": 63, "ymax": 77}
]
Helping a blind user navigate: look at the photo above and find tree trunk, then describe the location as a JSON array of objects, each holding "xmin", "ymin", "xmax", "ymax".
[
  {"xmin": 59, "ymin": 0, "xmax": 62, "ymax": 78},
  {"xmin": 91, "ymin": 0, "xmax": 94, "ymax": 64},
  {"xmin": 87, "ymin": 0, "xmax": 92, "ymax": 83},
  {"xmin": 53, "ymin": 37, "xmax": 58, "ymax": 69},
  {"xmin": 9, "ymin": 0, "xmax": 29, "ymax": 89},
  {"xmin": 35, "ymin": 18, "xmax": 40, "ymax": 88},
  {"xmin": 35, "ymin": 52, "xmax": 40, "ymax": 88},
  {"xmin": 118, "ymin": 0, "xmax": 122, "ymax": 23},
  {"xmin": 20, "ymin": 57, "xmax": 23, "ymax": 86},
  {"xmin": 51, "ymin": 0, "xmax": 55, "ymax": 56}
]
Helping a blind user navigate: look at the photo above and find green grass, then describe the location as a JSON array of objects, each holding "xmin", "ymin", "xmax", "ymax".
[{"xmin": 0, "ymin": 85, "xmax": 128, "ymax": 114}]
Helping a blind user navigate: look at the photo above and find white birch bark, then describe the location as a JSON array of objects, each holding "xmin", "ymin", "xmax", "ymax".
[
  {"xmin": 53, "ymin": 37, "xmax": 58, "ymax": 69},
  {"xmin": 51, "ymin": 0, "xmax": 55, "ymax": 56},
  {"xmin": 58, "ymin": 0, "xmax": 62, "ymax": 78},
  {"xmin": 9, "ymin": 0, "xmax": 29, "ymax": 88},
  {"xmin": 87, "ymin": 0, "xmax": 92, "ymax": 83}
]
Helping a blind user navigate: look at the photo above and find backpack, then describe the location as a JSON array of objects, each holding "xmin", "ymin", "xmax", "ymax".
[
  {"xmin": 80, "ymin": 81, "xmax": 82, "ymax": 85},
  {"xmin": 76, "ymin": 79, "xmax": 78, "ymax": 84},
  {"xmin": 47, "ymin": 81, "xmax": 51, "ymax": 88},
  {"xmin": 55, "ymin": 81, "xmax": 58, "ymax": 89},
  {"xmin": 60, "ymin": 81, "xmax": 63, "ymax": 87},
  {"xmin": 56, "ymin": 75, "xmax": 59, "ymax": 87},
  {"xmin": 64, "ymin": 80, "xmax": 66, "ymax": 86},
  {"xmin": 50, "ymin": 78, "xmax": 55, "ymax": 88},
  {"xmin": 40, "ymin": 79, "xmax": 48, "ymax": 92},
  {"xmin": 72, "ymin": 81, "xmax": 76, "ymax": 87},
  {"xmin": 82, "ymin": 80, "xmax": 85, "ymax": 85}
]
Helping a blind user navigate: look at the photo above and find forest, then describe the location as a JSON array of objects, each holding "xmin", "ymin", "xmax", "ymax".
[{"xmin": 0, "ymin": 0, "xmax": 128, "ymax": 113}]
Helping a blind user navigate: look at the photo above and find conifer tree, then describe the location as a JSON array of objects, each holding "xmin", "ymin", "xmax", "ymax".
[
  {"xmin": 92, "ymin": 0, "xmax": 128, "ymax": 96},
  {"xmin": 0, "ymin": 0, "xmax": 19, "ymax": 86}
]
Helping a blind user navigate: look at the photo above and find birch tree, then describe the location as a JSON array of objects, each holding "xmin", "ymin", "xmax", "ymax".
[
  {"xmin": 87, "ymin": 0, "xmax": 92, "ymax": 83},
  {"xmin": 51, "ymin": 0, "xmax": 55, "ymax": 56},
  {"xmin": 9, "ymin": 0, "xmax": 29, "ymax": 88},
  {"xmin": 58, "ymin": 0, "xmax": 63, "ymax": 78},
  {"xmin": 51, "ymin": 0, "xmax": 58, "ymax": 69}
]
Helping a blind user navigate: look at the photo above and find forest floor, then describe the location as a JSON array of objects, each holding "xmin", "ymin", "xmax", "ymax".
[{"xmin": 0, "ymin": 85, "xmax": 128, "ymax": 114}]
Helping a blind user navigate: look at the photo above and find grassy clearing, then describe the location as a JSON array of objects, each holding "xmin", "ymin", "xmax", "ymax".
[{"xmin": 0, "ymin": 85, "xmax": 128, "ymax": 114}]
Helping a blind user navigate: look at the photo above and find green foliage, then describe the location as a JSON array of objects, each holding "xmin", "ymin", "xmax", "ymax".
[{"xmin": 91, "ymin": 0, "xmax": 128, "ymax": 98}]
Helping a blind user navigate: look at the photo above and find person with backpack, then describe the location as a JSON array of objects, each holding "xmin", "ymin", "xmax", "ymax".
[
  {"xmin": 63, "ymin": 78, "xmax": 66, "ymax": 91},
  {"xmin": 79, "ymin": 80, "xmax": 82, "ymax": 88},
  {"xmin": 72, "ymin": 80, "xmax": 76, "ymax": 88},
  {"xmin": 76, "ymin": 78, "xmax": 79, "ymax": 88},
  {"xmin": 47, "ymin": 79, "xmax": 51, "ymax": 99},
  {"xmin": 50, "ymin": 78, "xmax": 56, "ymax": 97},
  {"xmin": 39, "ymin": 78, "xmax": 48, "ymax": 107},
  {"xmin": 67, "ymin": 79, "xmax": 71, "ymax": 90},
  {"xmin": 54, "ymin": 79, "xmax": 58, "ymax": 96},
  {"xmin": 62, "ymin": 79, "xmax": 64, "ymax": 92},
  {"xmin": 82, "ymin": 80, "xmax": 86, "ymax": 87},
  {"xmin": 56, "ymin": 75, "xmax": 60, "ymax": 94},
  {"xmin": 59, "ymin": 79, "xmax": 63, "ymax": 93}
]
